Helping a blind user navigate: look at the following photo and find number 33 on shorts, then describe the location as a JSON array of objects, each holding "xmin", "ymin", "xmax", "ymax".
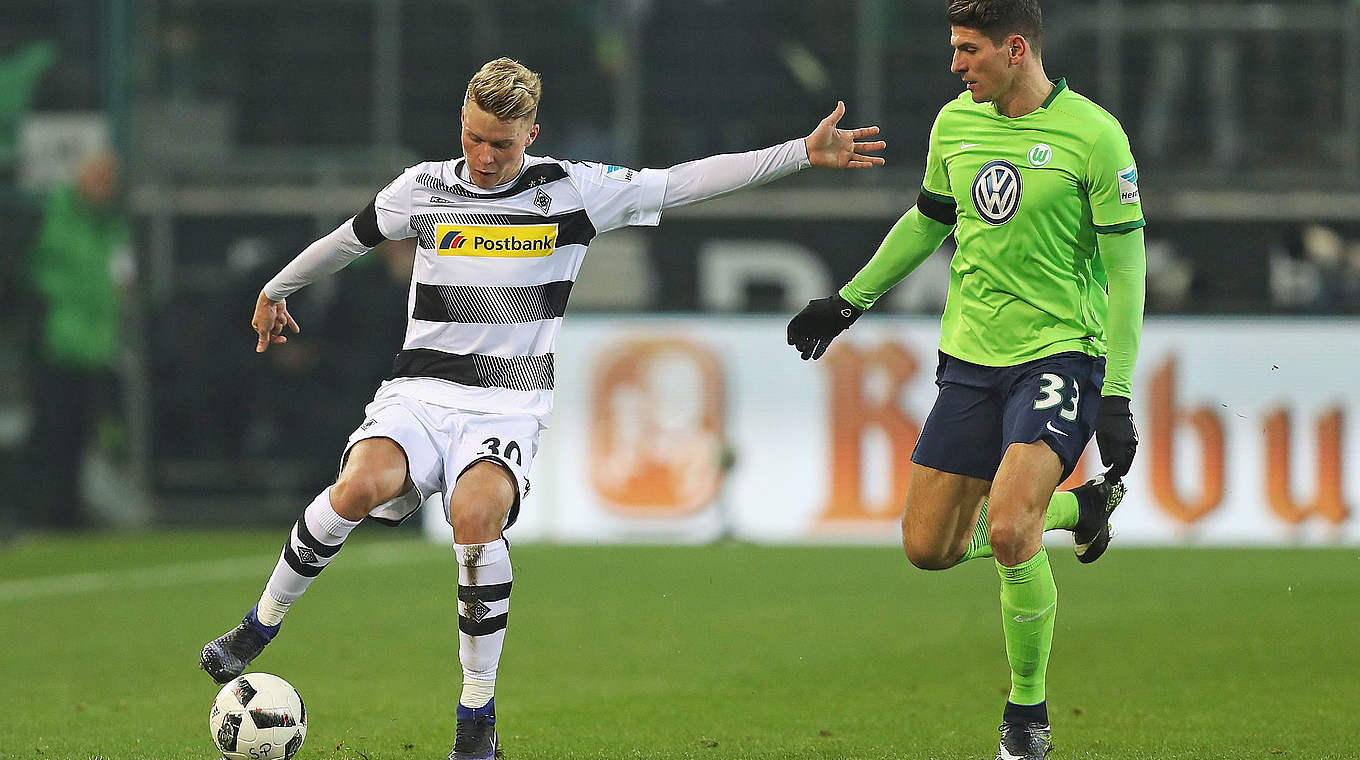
[{"xmin": 1032, "ymin": 372, "xmax": 1079, "ymax": 423}]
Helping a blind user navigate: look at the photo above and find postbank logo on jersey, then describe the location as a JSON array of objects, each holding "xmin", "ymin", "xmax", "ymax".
[
  {"xmin": 435, "ymin": 223, "xmax": 558, "ymax": 257},
  {"xmin": 971, "ymin": 159, "xmax": 1023, "ymax": 225}
]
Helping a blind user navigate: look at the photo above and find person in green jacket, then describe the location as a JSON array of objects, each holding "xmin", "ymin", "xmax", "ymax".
[{"xmin": 21, "ymin": 150, "xmax": 131, "ymax": 528}]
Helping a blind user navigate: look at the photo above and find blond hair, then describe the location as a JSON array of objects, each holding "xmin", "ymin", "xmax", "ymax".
[{"xmin": 465, "ymin": 57, "xmax": 542, "ymax": 122}]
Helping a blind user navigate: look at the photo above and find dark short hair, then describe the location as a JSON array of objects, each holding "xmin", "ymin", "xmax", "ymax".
[{"xmin": 946, "ymin": 0, "xmax": 1043, "ymax": 51}]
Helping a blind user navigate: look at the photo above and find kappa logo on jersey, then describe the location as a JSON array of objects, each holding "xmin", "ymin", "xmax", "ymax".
[
  {"xmin": 1117, "ymin": 163, "xmax": 1140, "ymax": 205},
  {"xmin": 604, "ymin": 165, "xmax": 637, "ymax": 182},
  {"xmin": 971, "ymin": 159, "xmax": 1023, "ymax": 225},
  {"xmin": 435, "ymin": 223, "xmax": 558, "ymax": 257}
]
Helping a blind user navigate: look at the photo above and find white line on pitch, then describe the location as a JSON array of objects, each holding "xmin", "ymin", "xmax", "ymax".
[{"xmin": 0, "ymin": 541, "xmax": 439, "ymax": 603}]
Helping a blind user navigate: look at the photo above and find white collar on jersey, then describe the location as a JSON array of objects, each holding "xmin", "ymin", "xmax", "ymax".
[{"xmin": 454, "ymin": 157, "xmax": 531, "ymax": 193}]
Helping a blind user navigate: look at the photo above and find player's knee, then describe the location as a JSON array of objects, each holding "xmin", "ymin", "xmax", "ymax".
[
  {"xmin": 902, "ymin": 536, "xmax": 956, "ymax": 571},
  {"xmin": 331, "ymin": 471, "xmax": 391, "ymax": 519},
  {"xmin": 987, "ymin": 519, "xmax": 1026, "ymax": 562},
  {"xmin": 449, "ymin": 502, "xmax": 506, "ymax": 543},
  {"xmin": 448, "ymin": 463, "xmax": 516, "ymax": 541}
]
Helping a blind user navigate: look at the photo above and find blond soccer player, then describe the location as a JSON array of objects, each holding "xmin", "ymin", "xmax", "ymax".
[{"xmin": 201, "ymin": 57, "xmax": 885, "ymax": 760}]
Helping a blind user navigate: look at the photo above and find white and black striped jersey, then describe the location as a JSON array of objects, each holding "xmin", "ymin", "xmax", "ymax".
[
  {"xmin": 355, "ymin": 155, "xmax": 669, "ymax": 418},
  {"xmin": 262, "ymin": 137, "xmax": 810, "ymax": 420}
]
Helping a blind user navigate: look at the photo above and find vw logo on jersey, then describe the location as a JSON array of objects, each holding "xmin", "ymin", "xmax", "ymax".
[{"xmin": 971, "ymin": 159, "xmax": 1023, "ymax": 225}]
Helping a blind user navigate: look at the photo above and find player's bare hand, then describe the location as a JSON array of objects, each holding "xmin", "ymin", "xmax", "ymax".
[
  {"xmin": 805, "ymin": 101, "xmax": 886, "ymax": 169},
  {"xmin": 251, "ymin": 289, "xmax": 301, "ymax": 353}
]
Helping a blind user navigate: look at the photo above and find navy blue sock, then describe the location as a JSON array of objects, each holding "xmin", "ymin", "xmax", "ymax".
[
  {"xmin": 457, "ymin": 698, "xmax": 496, "ymax": 722},
  {"xmin": 1004, "ymin": 700, "xmax": 1048, "ymax": 725}
]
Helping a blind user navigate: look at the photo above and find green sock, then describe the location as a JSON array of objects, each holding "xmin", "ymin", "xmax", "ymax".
[
  {"xmin": 957, "ymin": 492, "xmax": 1079, "ymax": 564},
  {"xmin": 997, "ymin": 549, "xmax": 1057, "ymax": 707},
  {"xmin": 958, "ymin": 499, "xmax": 992, "ymax": 562},
  {"xmin": 1044, "ymin": 491, "xmax": 1079, "ymax": 531}
]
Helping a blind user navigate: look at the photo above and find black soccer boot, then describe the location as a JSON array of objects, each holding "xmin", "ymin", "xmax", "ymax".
[
  {"xmin": 996, "ymin": 721, "xmax": 1053, "ymax": 760},
  {"xmin": 1070, "ymin": 473, "xmax": 1126, "ymax": 564},
  {"xmin": 200, "ymin": 604, "xmax": 280, "ymax": 684},
  {"xmin": 450, "ymin": 699, "xmax": 501, "ymax": 760}
]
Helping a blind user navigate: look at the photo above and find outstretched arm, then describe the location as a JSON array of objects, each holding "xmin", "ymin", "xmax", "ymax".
[
  {"xmin": 252, "ymin": 217, "xmax": 375, "ymax": 353},
  {"xmin": 661, "ymin": 101, "xmax": 884, "ymax": 210},
  {"xmin": 787, "ymin": 196, "xmax": 954, "ymax": 360},
  {"xmin": 804, "ymin": 100, "xmax": 886, "ymax": 169}
]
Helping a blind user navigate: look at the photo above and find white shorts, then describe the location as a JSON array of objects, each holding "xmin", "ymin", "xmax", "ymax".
[{"xmin": 342, "ymin": 394, "xmax": 545, "ymax": 527}]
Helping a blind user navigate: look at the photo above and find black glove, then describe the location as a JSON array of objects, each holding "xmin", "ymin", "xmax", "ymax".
[
  {"xmin": 787, "ymin": 294, "xmax": 862, "ymax": 360},
  {"xmin": 1095, "ymin": 395, "xmax": 1138, "ymax": 480}
]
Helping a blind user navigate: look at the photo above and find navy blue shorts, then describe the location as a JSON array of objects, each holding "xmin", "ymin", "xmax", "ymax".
[{"xmin": 911, "ymin": 351, "xmax": 1105, "ymax": 482}]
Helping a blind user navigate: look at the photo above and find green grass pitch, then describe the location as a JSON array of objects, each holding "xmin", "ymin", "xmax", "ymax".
[{"xmin": 1, "ymin": 530, "xmax": 1356, "ymax": 759}]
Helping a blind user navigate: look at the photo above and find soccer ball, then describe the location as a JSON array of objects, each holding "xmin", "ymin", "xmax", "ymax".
[{"xmin": 208, "ymin": 673, "xmax": 307, "ymax": 760}]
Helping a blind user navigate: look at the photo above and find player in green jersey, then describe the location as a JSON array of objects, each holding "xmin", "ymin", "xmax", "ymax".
[{"xmin": 787, "ymin": 2, "xmax": 1144, "ymax": 758}]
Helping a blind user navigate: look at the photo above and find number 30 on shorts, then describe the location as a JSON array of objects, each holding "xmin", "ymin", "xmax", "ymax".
[
  {"xmin": 480, "ymin": 436, "xmax": 524, "ymax": 466},
  {"xmin": 1032, "ymin": 373, "xmax": 1079, "ymax": 422}
]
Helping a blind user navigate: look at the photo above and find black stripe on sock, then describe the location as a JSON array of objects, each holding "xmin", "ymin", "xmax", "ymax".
[
  {"xmin": 458, "ymin": 582, "xmax": 513, "ymax": 604},
  {"xmin": 1004, "ymin": 700, "xmax": 1048, "ymax": 725},
  {"xmin": 458, "ymin": 612, "xmax": 508, "ymax": 636},
  {"xmin": 294, "ymin": 518, "xmax": 342, "ymax": 558},
  {"xmin": 282, "ymin": 544, "xmax": 323, "ymax": 577}
]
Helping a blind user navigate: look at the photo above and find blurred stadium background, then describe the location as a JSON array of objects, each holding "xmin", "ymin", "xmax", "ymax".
[
  {"xmin": 5, "ymin": 3, "xmax": 1360, "ymax": 759},
  {"xmin": 1, "ymin": 0, "xmax": 1358, "ymax": 541}
]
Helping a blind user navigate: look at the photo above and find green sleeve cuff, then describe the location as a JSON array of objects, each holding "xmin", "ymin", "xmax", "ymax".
[
  {"xmin": 1094, "ymin": 218, "xmax": 1146, "ymax": 234},
  {"xmin": 840, "ymin": 205, "xmax": 953, "ymax": 311}
]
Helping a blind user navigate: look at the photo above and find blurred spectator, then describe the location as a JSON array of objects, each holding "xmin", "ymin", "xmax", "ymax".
[
  {"xmin": 0, "ymin": 41, "xmax": 57, "ymax": 177},
  {"xmin": 18, "ymin": 150, "xmax": 132, "ymax": 528},
  {"xmin": 238, "ymin": 236, "xmax": 413, "ymax": 489},
  {"xmin": 1270, "ymin": 225, "xmax": 1360, "ymax": 314}
]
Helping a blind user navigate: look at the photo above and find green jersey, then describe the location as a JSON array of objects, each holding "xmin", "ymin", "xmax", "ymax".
[{"xmin": 920, "ymin": 78, "xmax": 1144, "ymax": 368}]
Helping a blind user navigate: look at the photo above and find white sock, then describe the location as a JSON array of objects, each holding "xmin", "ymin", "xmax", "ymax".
[
  {"xmin": 455, "ymin": 540, "xmax": 512, "ymax": 705},
  {"xmin": 258, "ymin": 487, "xmax": 362, "ymax": 624},
  {"xmin": 255, "ymin": 591, "xmax": 291, "ymax": 628},
  {"xmin": 460, "ymin": 678, "xmax": 495, "ymax": 709}
]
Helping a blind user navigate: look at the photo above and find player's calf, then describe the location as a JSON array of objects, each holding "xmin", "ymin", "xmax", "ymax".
[{"xmin": 199, "ymin": 487, "xmax": 361, "ymax": 682}]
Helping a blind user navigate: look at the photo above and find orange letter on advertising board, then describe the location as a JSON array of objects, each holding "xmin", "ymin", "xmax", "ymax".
[
  {"xmin": 590, "ymin": 338, "xmax": 726, "ymax": 517},
  {"xmin": 1146, "ymin": 356, "xmax": 1225, "ymax": 524},
  {"xmin": 1264, "ymin": 408, "xmax": 1349, "ymax": 525},
  {"xmin": 1058, "ymin": 451, "xmax": 1094, "ymax": 490},
  {"xmin": 818, "ymin": 342, "xmax": 921, "ymax": 523}
]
